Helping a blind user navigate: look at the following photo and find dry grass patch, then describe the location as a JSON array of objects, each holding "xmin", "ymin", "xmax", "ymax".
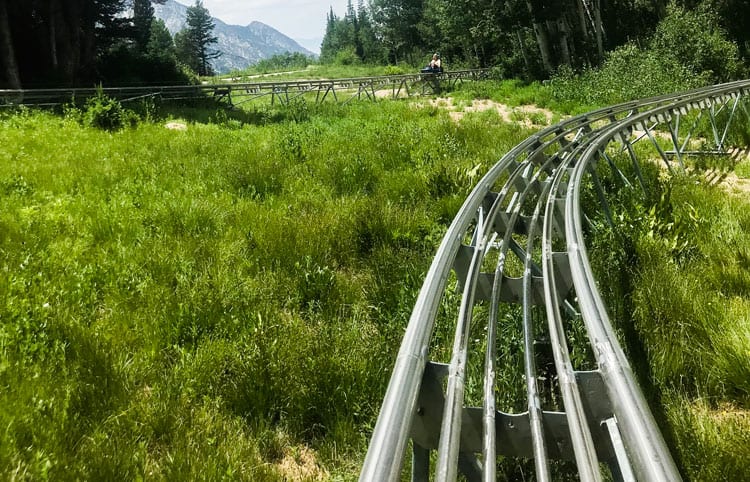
[
  {"xmin": 276, "ymin": 446, "xmax": 329, "ymax": 481},
  {"xmin": 425, "ymin": 97, "xmax": 554, "ymax": 127}
]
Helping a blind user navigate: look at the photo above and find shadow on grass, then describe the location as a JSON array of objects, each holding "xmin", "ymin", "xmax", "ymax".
[
  {"xmin": 145, "ymin": 98, "xmax": 292, "ymax": 126},
  {"xmin": 614, "ymin": 244, "xmax": 687, "ymax": 479}
]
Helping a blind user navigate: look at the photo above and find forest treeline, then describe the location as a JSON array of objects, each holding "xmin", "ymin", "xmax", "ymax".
[
  {"xmin": 1, "ymin": 0, "xmax": 749, "ymax": 89},
  {"xmin": 0, "ymin": 0, "xmax": 220, "ymax": 88},
  {"xmin": 321, "ymin": 0, "xmax": 750, "ymax": 81}
]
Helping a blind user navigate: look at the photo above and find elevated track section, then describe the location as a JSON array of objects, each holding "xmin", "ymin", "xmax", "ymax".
[
  {"xmin": 0, "ymin": 69, "xmax": 489, "ymax": 108},
  {"xmin": 360, "ymin": 80, "xmax": 750, "ymax": 481}
]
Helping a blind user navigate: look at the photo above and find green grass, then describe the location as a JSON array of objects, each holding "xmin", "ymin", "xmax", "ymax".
[
  {"xmin": 445, "ymin": 78, "xmax": 598, "ymax": 118},
  {"xmin": 209, "ymin": 63, "xmax": 418, "ymax": 84},
  {"xmin": 588, "ymin": 153, "xmax": 750, "ymax": 480},
  {"xmin": 0, "ymin": 97, "xmax": 531, "ymax": 479},
  {"xmin": 3, "ymin": 79, "xmax": 750, "ymax": 480}
]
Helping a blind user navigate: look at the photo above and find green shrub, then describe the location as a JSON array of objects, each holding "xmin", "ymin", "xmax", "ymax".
[
  {"xmin": 651, "ymin": 4, "xmax": 744, "ymax": 83},
  {"xmin": 735, "ymin": 159, "xmax": 750, "ymax": 179},
  {"xmin": 334, "ymin": 48, "xmax": 361, "ymax": 66},
  {"xmin": 550, "ymin": 4, "xmax": 744, "ymax": 108},
  {"xmin": 383, "ymin": 64, "xmax": 407, "ymax": 75},
  {"xmin": 550, "ymin": 43, "xmax": 704, "ymax": 107},
  {"xmin": 666, "ymin": 392, "xmax": 750, "ymax": 480},
  {"xmin": 69, "ymin": 88, "xmax": 140, "ymax": 131}
]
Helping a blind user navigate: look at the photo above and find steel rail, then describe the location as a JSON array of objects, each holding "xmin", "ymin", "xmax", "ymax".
[
  {"xmin": 361, "ymin": 96, "xmax": 650, "ymax": 481},
  {"xmin": 562, "ymin": 81, "xmax": 750, "ymax": 480},
  {"xmin": 0, "ymin": 69, "xmax": 490, "ymax": 107},
  {"xmin": 361, "ymin": 79, "xmax": 750, "ymax": 481}
]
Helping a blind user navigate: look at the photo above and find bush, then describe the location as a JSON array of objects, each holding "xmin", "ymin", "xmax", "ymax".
[
  {"xmin": 651, "ymin": 4, "xmax": 744, "ymax": 83},
  {"xmin": 82, "ymin": 89, "xmax": 127, "ymax": 131},
  {"xmin": 64, "ymin": 89, "xmax": 140, "ymax": 131},
  {"xmin": 550, "ymin": 43, "xmax": 705, "ymax": 107},
  {"xmin": 98, "ymin": 46, "xmax": 193, "ymax": 86},
  {"xmin": 334, "ymin": 48, "xmax": 361, "ymax": 66},
  {"xmin": 253, "ymin": 52, "xmax": 312, "ymax": 74},
  {"xmin": 549, "ymin": 4, "xmax": 743, "ymax": 107},
  {"xmin": 383, "ymin": 64, "xmax": 407, "ymax": 75}
]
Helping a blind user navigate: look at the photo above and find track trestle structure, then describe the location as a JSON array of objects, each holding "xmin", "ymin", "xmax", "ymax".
[{"xmin": 360, "ymin": 80, "xmax": 750, "ymax": 482}]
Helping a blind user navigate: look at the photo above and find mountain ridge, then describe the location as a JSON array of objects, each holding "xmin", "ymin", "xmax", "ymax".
[{"xmin": 154, "ymin": 0, "xmax": 316, "ymax": 74}]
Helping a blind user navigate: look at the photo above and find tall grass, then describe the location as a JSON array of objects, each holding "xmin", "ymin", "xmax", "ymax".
[
  {"xmin": 5, "ymin": 77, "xmax": 748, "ymax": 479},
  {"xmin": 213, "ymin": 63, "xmax": 417, "ymax": 84},
  {"xmin": 588, "ymin": 153, "xmax": 750, "ymax": 479},
  {"xmin": 0, "ymin": 95, "xmax": 530, "ymax": 479}
]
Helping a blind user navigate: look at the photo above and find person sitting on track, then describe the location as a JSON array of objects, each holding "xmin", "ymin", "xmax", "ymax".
[{"xmin": 421, "ymin": 53, "xmax": 443, "ymax": 73}]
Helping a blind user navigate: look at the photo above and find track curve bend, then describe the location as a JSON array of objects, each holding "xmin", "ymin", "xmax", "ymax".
[{"xmin": 361, "ymin": 80, "xmax": 750, "ymax": 481}]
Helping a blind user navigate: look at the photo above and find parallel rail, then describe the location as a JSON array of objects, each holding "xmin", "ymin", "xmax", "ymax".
[
  {"xmin": 361, "ymin": 80, "xmax": 750, "ymax": 481},
  {"xmin": 0, "ymin": 69, "xmax": 489, "ymax": 108}
]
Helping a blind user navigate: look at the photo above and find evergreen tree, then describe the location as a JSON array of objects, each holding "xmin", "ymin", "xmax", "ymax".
[
  {"xmin": 320, "ymin": 1, "xmax": 384, "ymax": 65},
  {"xmin": 0, "ymin": 0, "xmax": 132, "ymax": 86},
  {"xmin": 176, "ymin": 0, "xmax": 220, "ymax": 76},
  {"xmin": 344, "ymin": 0, "xmax": 360, "ymax": 57},
  {"xmin": 174, "ymin": 29, "xmax": 198, "ymax": 73},
  {"xmin": 146, "ymin": 18, "xmax": 176, "ymax": 61},
  {"xmin": 370, "ymin": 0, "xmax": 426, "ymax": 64},
  {"xmin": 356, "ymin": 0, "xmax": 383, "ymax": 62},
  {"xmin": 320, "ymin": 8, "xmax": 341, "ymax": 63},
  {"xmin": 133, "ymin": 0, "xmax": 155, "ymax": 51},
  {"xmin": 95, "ymin": 0, "xmax": 132, "ymax": 53},
  {"xmin": 0, "ymin": 0, "xmax": 20, "ymax": 88}
]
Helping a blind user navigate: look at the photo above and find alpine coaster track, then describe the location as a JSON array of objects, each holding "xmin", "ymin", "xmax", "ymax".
[
  {"xmin": 0, "ymin": 69, "xmax": 489, "ymax": 107},
  {"xmin": 360, "ymin": 80, "xmax": 750, "ymax": 481}
]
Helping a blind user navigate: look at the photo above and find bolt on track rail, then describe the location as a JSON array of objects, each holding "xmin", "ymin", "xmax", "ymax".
[
  {"xmin": 0, "ymin": 69, "xmax": 489, "ymax": 108},
  {"xmin": 360, "ymin": 80, "xmax": 750, "ymax": 481}
]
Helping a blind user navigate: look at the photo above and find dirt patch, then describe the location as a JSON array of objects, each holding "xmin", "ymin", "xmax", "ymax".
[
  {"xmin": 276, "ymin": 445, "xmax": 329, "ymax": 481},
  {"xmin": 695, "ymin": 147, "xmax": 750, "ymax": 194},
  {"xmin": 718, "ymin": 172, "xmax": 750, "ymax": 194},
  {"xmin": 165, "ymin": 121, "xmax": 187, "ymax": 131},
  {"xmin": 694, "ymin": 401, "xmax": 750, "ymax": 424},
  {"xmin": 425, "ymin": 97, "xmax": 555, "ymax": 127},
  {"xmin": 419, "ymin": 96, "xmax": 750, "ymax": 197}
]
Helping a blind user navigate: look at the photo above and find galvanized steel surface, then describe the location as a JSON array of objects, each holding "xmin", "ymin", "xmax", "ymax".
[{"xmin": 361, "ymin": 80, "xmax": 750, "ymax": 481}]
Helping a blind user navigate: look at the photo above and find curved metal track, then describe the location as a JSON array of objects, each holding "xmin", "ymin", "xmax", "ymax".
[
  {"xmin": 0, "ymin": 69, "xmax": 489, "ymax": 107},
  {"xmin": 360, "ymin": 80, "xmax": 750, "ymax": 481}
]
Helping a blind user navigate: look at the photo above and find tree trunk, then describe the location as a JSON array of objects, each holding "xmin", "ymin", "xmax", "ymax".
[
  {"xmin": 526, "ymin": 0, "xmax": 554, "ymax": 73},
  {"xmin": 516, "ymin": 29, "xmax": 531, "ymax": 72},
  {"xmin": 534, "ymin": 23, "xmax": 553, "ymax": 73},
  {"xmin": 579, "ymin": 0, "xmax": 604, "ymax": 62},
  {"xmin": 49, "ymin": 0, "xmax": 58, "ymax": 69},
  {"xmin": 58, "ymin": 0, "xmax": 81, "ymax": 83},
  {"xmin": 593, "ymin": 0, "xmax": 604, "ymax": 60},
  {"xmin": 80, "ymin": 1, "xmax": 97, "ymax": 82},
  {"xmin": 577, "ymin": 0, "xmax": 587, "ymax": 36},
  {"xmin": 556, "ymin": 17, "xmax": 571, "ymax": 67},
  {"xmin": 0, "ymin": 0, "xmax": 21, "ymax": 89}
]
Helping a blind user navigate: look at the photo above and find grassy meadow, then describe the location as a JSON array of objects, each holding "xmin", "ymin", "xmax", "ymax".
[
  {"xmin": 1, "ymin": 77, "xmax": 750, "ymax": 480},
  {"xmin": 0, "ymin": 91, "xmax": 532, "ymax": 479},
  {"xmin": 212, "ymin": 63, "xmax": 424, "ymax": 85}
]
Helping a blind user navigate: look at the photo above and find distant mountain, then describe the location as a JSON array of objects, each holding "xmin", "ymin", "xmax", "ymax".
[
  {"xmin": 154, "ymin": 0, "xmax": 316, "ymax": 74},
  {"xmin": 294, "ymin": 37, "xmax": 324, "ymax": 55}
]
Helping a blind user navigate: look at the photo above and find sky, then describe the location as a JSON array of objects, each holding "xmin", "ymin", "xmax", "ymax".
[{"xmin": 173, "ymin": 0, "xmax": 351, "ymax": 53}]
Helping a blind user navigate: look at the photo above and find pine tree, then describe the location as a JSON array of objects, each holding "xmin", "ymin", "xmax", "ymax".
[
  {"xmin": 0, "ymin": 0, "xmax": 20, "ymax": 88},
  {"xmin": 133, "ymin": 0, "xmax": 155, "ymax": 51},
  {"xmin": 174, "ymin": 29, "xmax": 198, "ymax": 72},
  {"xmin": 356, "ymin": 0, "xmax": 381, "ymax": 62},
  {"xmin": 146, "ymin": 18, "xmax": 175, "ymax": 61},
  {"xmin": 320, "ymin": 8, "xmax": 340, "ymax": 63},
  {"xmin": 176, "ymin": 0, "xmax": 220, "ymax": 76}
]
